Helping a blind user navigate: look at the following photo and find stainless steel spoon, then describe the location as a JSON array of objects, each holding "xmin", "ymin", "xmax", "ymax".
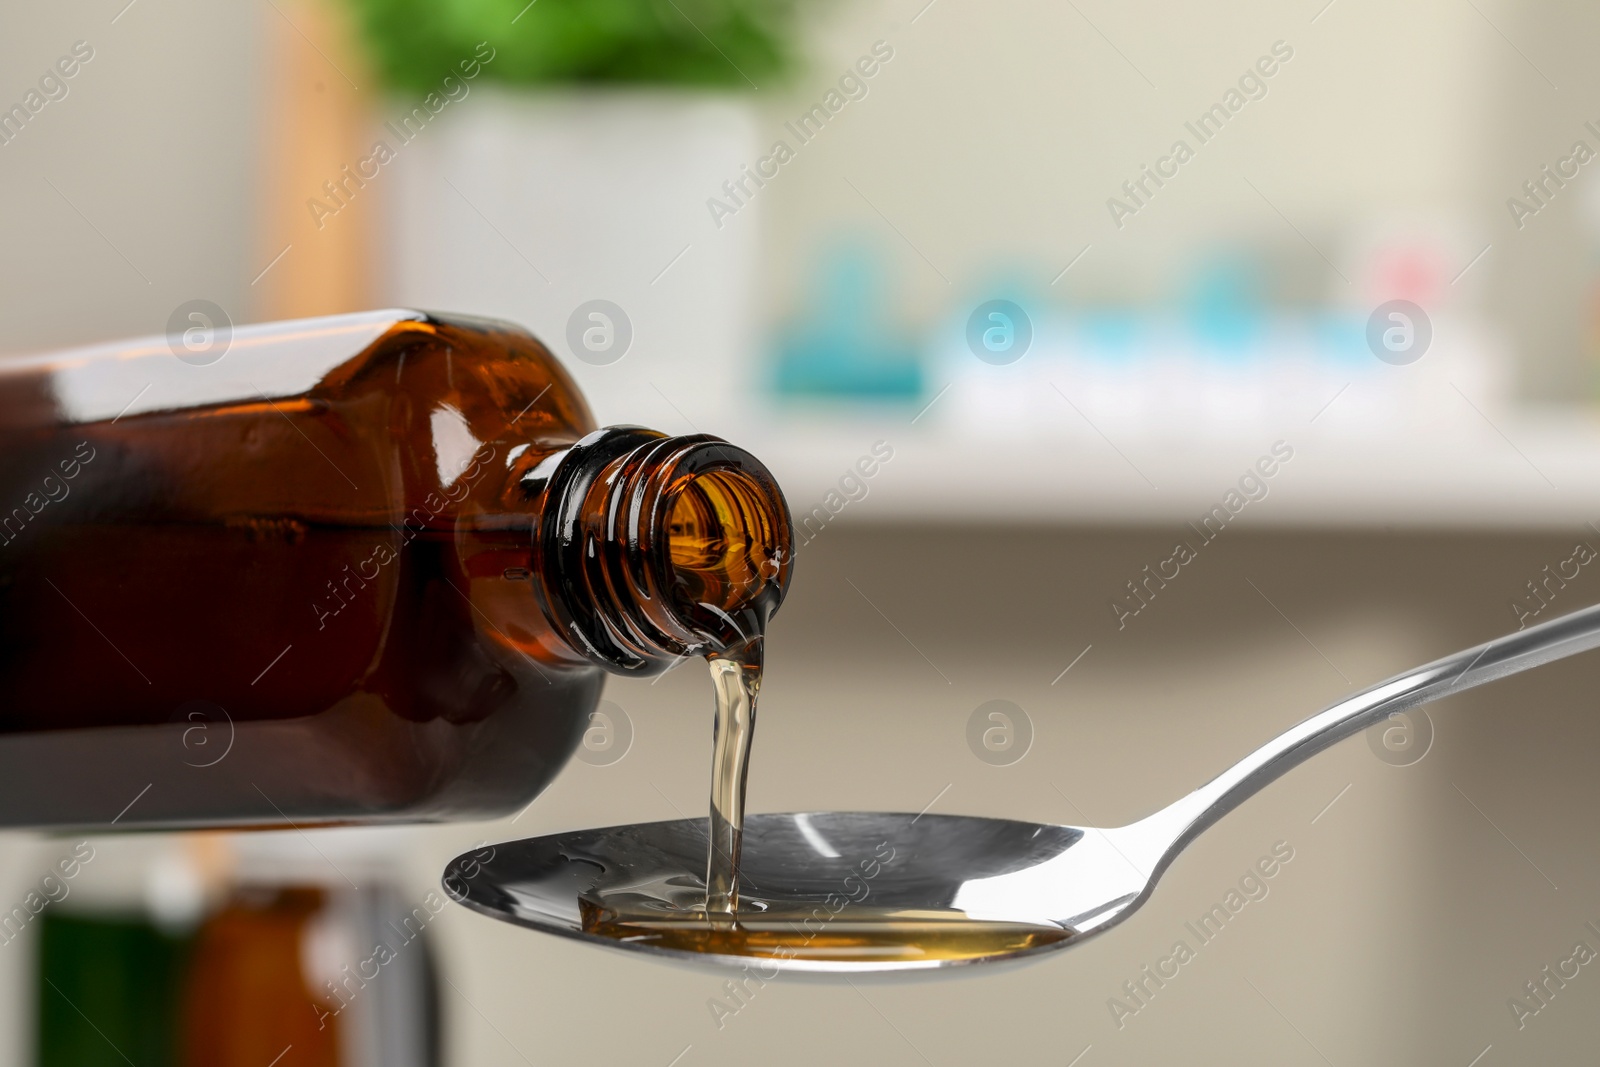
[{"xmin": 444, "ymin": 600, "xmax": 1600, "ymax": 974}]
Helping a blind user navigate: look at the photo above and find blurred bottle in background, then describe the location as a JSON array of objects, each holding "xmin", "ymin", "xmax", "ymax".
[
  {"xmin": 771, "ymin": 241, "xmax": 923, "ymax": 403},
  {"xmin": 37, "ymin": 911, "xmax": 191, "ymax": 1067},
  {"xmin": 35, "ymin": 834, "xmax": 441, "ymax": 1067}
]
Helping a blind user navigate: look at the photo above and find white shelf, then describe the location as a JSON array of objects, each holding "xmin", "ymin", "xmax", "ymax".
[{"xmin": 721, "ymin": 406, "xmax": 1600, "ymax": 532}]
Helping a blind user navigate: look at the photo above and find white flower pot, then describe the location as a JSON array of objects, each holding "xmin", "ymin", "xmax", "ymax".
[{"xmin": 378, "ymin": 88, "xmax": 761, "ymax": 427}]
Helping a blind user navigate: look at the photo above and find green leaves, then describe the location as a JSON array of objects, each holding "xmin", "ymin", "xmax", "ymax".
[{"xmin": 343, "ymin": 0, "xmax": 806, "ymax": 92}]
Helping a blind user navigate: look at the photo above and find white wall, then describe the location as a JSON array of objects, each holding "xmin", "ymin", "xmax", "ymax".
[{"xmin": 0, "ymin": 1, "xmax": 263, "ymax": 354}]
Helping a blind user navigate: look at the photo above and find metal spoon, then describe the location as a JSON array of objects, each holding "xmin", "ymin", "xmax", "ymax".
[{"xmin": 444, "ymin": 601, "xmax": 1600, "ymax": 974}]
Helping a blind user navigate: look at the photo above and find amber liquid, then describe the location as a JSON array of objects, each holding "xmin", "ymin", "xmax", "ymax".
[
  {"xmin": 576, "ymin": 864, "xmax": 1074, "ymax": 965},
  {"xmin": 601, "ymin": 486, "xmax": 1076, "ymax": 963},
  {"xmin": 705, "ymin": 647, "xmax": 760, "ymax": 919},
  {"xmin": 583, "ymin": 904, "xmax": 1071, "ymax": 965}
]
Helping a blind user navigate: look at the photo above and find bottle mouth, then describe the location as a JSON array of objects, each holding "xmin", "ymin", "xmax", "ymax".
[{"xmin": 534, "ymin": 428, "xmax": 793, "ymax": 673}]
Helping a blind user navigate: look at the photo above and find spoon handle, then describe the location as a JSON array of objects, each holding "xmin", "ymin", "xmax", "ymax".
[{"xmin": 1130, "ymin": 599, "xmax": 1600, "ymax": 870}]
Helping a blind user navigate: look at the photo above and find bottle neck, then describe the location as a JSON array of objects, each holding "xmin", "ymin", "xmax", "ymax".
[{"xmin": 528, "ymin": 427, "xmax": 793, "ymax": 674}]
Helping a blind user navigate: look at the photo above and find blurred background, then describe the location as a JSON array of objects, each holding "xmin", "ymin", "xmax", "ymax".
[{"xmin": 7, "ymin": 0, "xmax": 1600, "ymax": 1062}]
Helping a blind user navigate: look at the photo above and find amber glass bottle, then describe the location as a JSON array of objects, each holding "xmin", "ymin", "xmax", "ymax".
[
  {"xmin": 179, "ymin": 887, "xmax": 345, "ymax": 1067},
  {"xmin": 0, "ymin": 310, "xmax": 792, "ymax": 829}
]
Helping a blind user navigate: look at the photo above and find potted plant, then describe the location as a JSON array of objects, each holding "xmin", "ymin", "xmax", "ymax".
[{"xmin": 339, "ymin": 0, "xmax": 810, "ymax": 424}]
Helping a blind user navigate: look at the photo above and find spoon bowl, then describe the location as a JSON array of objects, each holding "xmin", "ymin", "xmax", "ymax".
[
  {"xmin": 446, "ymin": 600, "xmax": 1600, "ymax": 974},
  {"xmin": 444, "ymin": 811, "xmax": 1149, "ymax": 973}
]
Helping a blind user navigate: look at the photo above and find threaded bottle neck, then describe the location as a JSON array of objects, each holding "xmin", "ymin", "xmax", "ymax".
[{"xmin": 530, "ymin": 427, "xmax": 793, "ymax": 674}]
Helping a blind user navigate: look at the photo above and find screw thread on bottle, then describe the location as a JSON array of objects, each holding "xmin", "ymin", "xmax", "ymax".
[{"xmin": 529, "ymin": 427, "xmax": 793, "ymax": 674}]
